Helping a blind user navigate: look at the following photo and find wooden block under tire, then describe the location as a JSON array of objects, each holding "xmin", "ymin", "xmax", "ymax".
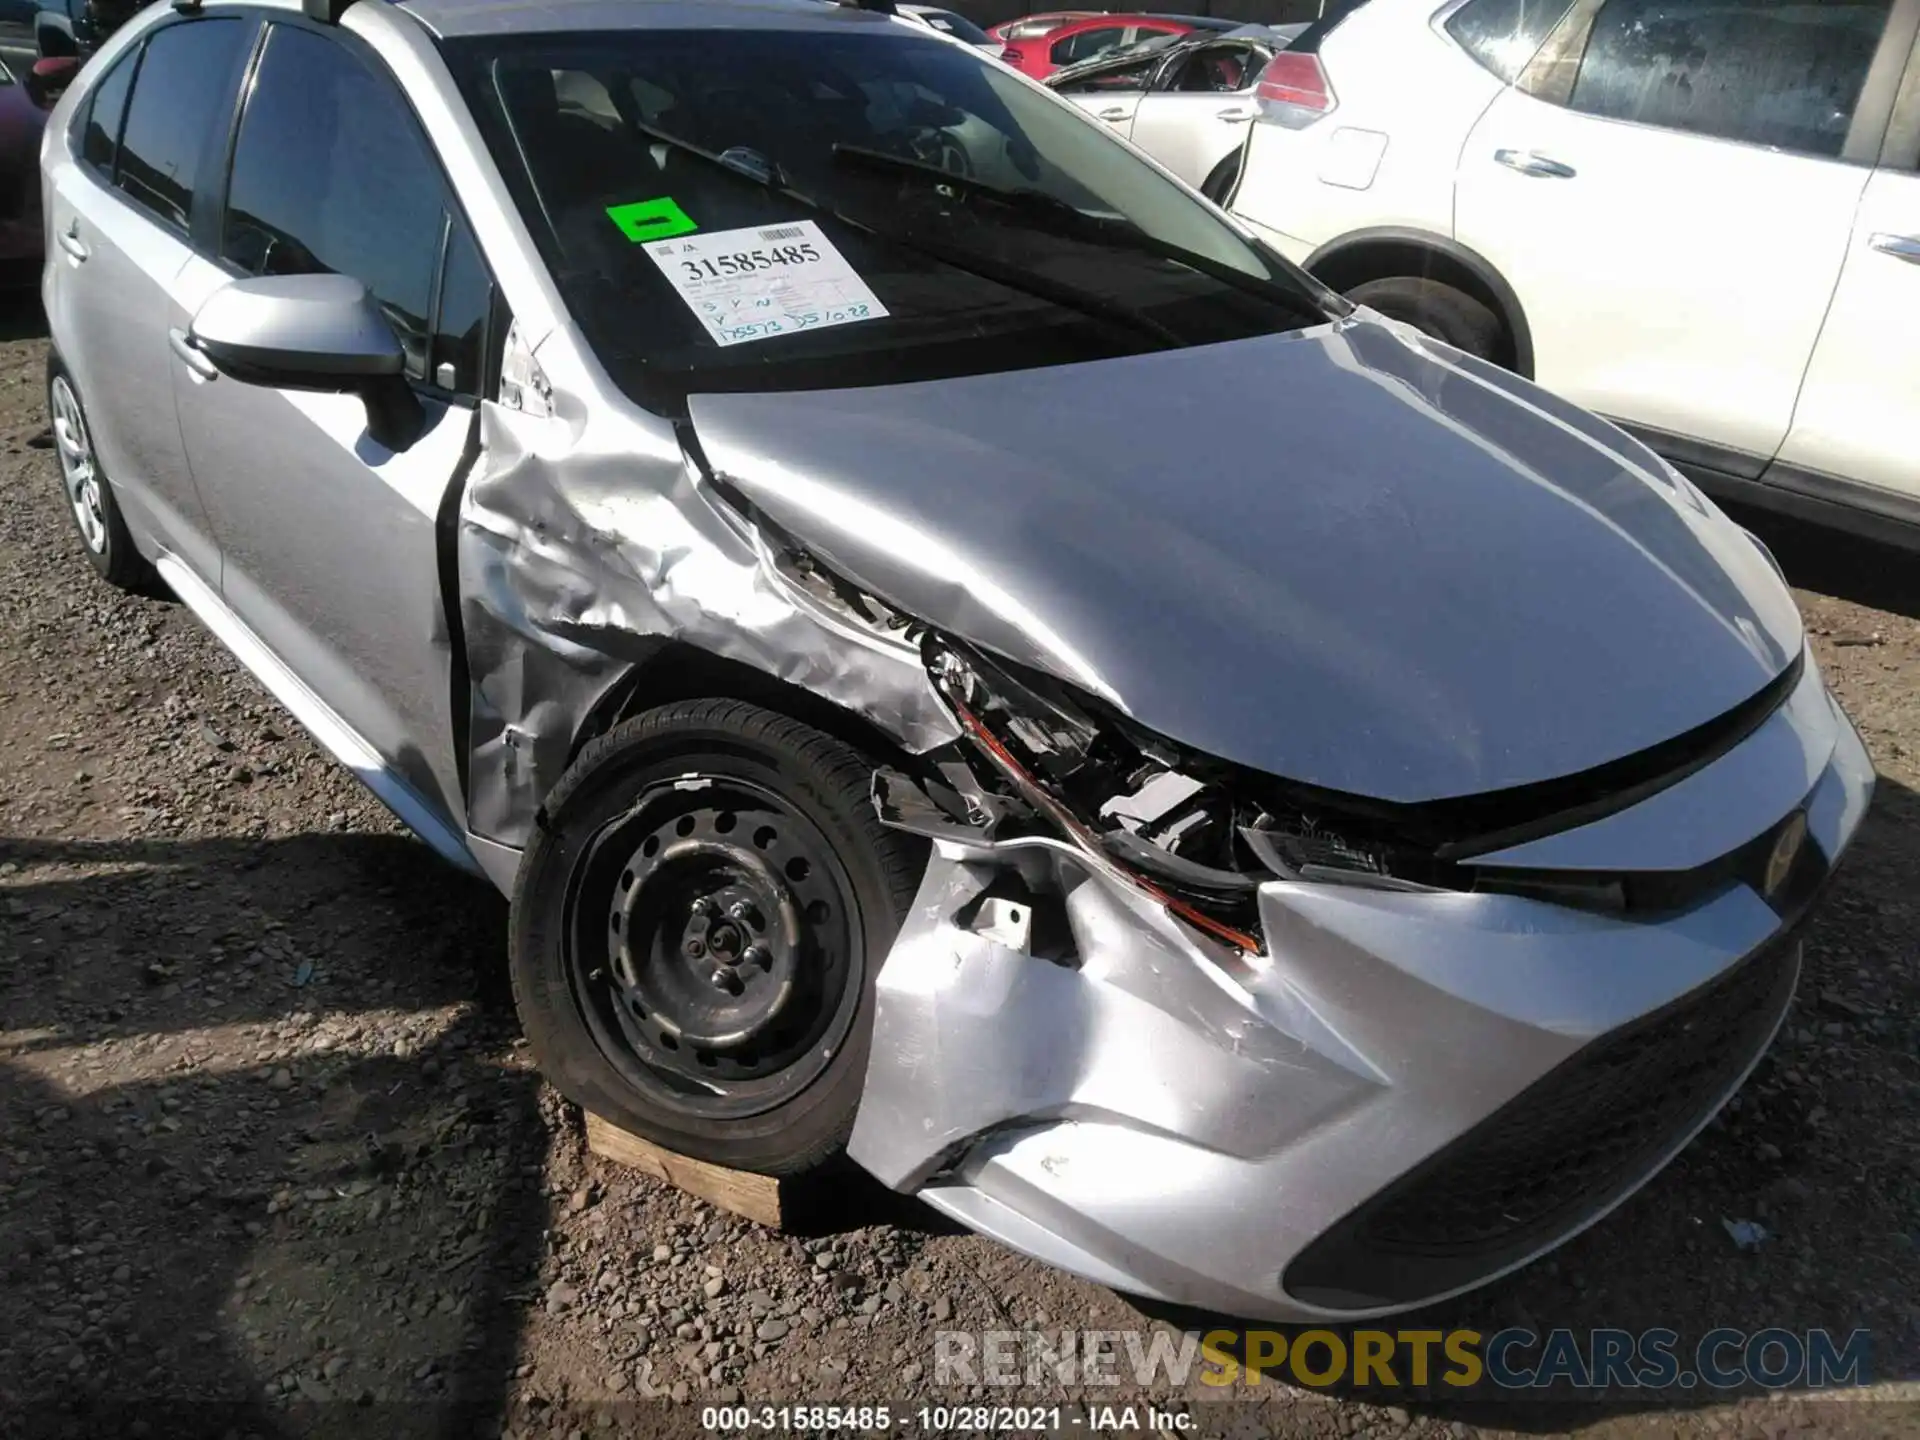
[{"xmin": 584, "ymin": 1111, "xmax": 786, "ymax": 1229}]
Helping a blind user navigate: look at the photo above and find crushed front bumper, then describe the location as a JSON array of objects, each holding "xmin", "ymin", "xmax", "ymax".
[{"xmin": 847, "ymin": 657, "xmax": 1874, "ymax": 1321}]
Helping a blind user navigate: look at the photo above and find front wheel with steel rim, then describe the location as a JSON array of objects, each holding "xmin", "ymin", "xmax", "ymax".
[
  {"xmin": 47, "ymin": 360, "xmax": 157, "ymax": 591},
  {"xmin": 509, "ymin": 699, "xmax": 926, "ymax": 1176}
]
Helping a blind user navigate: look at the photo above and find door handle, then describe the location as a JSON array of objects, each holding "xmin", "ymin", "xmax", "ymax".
[
  {"xmin": 1097, "ymin": 106, "xmax": 1130, "ymax": 121},
  {"xmin": 1493, "ymin": 148, "xmax": 1576, "ymax": 178},
  {"xmin": 1216, "ymin": 106, "xmax": 1257, "ymax": 123},
  {"xmin": 167, "ymin": 327, "xmax": 218, "ymax": 381},
  {"xmin": 56, "ymin": 222, "xmax": 88, "ymax": 262},
  {"xmin": 1869, "ymin": 232, "xmax": 1920, "ymax": 264}
]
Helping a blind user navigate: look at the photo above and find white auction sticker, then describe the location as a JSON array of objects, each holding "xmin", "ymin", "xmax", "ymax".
[{"xmin": 643, "ymin": 220, "xmax": 888, "ymax": 348}]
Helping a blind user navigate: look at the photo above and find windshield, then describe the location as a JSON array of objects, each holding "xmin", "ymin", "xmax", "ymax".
[
  {"xmin": 444, "ymin": 23, "xmax": 1335, "ymax": 413},
  {"xmin": 913, "ymin": 9, "xmax": 994, "ymax": 46}
]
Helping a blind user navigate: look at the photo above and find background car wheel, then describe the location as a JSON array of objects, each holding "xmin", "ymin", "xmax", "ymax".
[
  {"xmin": 1200, "ymin": 151, "xmax": 1243, "ymax": 206},
  {"xmin": 509, "ymin": 699, "xmax": 925, "ymax": 1176},
  {"xmin": 1344, "ymin": 276, "xmax": 1504, "ymax": 362},
  {"xmin": 47, "ymin": 362, "xmax": 160, "ymax": 593}
]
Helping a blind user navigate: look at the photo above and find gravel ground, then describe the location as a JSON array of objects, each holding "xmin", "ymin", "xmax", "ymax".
[{"xmin": 1, "ymin": 296, "xmax": 1917, "ymax": 1440}]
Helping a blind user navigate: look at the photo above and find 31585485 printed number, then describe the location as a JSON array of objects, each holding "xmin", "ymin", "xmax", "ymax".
[{"xmin": 680, "ymin": 243, "xmax": 822, "ymax": 280}]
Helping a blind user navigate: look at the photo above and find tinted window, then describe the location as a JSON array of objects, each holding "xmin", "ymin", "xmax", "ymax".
[
  {"xmin": 78, "ymin": 44, "xmax": 133, "ymax": 172},
  {"xmin": 115, "ymin": 18, "xmax": 247, "ymax": 229},
  {"xmin": 222, "ymin": 24, "xmax": 449, "ymax": 379},
  {"xmin": 432, "ymin": 217, "xmax": 491, "ymax": 395},
  {"xmin": 82, "ymin": 0, "xmax": 141, "ymax": 45},
  {"xmin": 1051, "ymin": 25, "xmax": 1125, "ymax": 64},
  {"xmin": 1569, "ymin": 0, "xmax": 1891, "ymax": 156},
  {"xmin": 1446, "ymin": 0, "xmax": 1574, "ymax": 81}
]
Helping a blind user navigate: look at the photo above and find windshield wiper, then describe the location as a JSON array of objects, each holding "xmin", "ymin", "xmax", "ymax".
[
  {"xmin": 616, "ymin": 119, "xmax": 1179, "ymax": 349},
  {"xmin": 830, "ymin": 142, "xmax": 1333, "ymax": 321}
]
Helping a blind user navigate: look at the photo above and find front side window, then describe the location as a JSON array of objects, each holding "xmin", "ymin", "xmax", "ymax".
[
  {"xmin": 114, "ymin": 17, "xmax": 247, "ymax": 230},
  {"xmin": 433, "ymin": 217, "xmax": 492, "ymax": 394},
  {"xmin": 1446, "ymin": 0, "xmax": 1576, "ymax": 83},
  {"xmin": 1567, "ymin": 0, "xmax": 1892, "ymax": 157},
  {"xmin": 445, "ymin": 27, "xmax": 1333, "ymax": 412},
  {"xmin": 1164, "ymin": 43, "xmax": 1259, "ymax": 93},
  {"xmin": 77, "ymin": 42, "xmax": 133, "ymax": 173},
  {"xmin": 1052, "ymin": 55, "xmax": 1159, "ymax": 94},
  {"xmin": 222, "ymin": 23, "xmax": 452, "ymax": 380}
]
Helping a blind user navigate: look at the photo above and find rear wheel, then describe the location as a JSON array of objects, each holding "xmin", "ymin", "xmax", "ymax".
[
  {"xmin": 1344, "ymin": 276, "xmax": 1505, "ymax": 364},
  {"xmin": 509, "ymin": 699, "xmax": 924, "ymax": 1176},
  {"xmin": 48, "ymin": 362, "xmax": 159, "ymax": 593}
]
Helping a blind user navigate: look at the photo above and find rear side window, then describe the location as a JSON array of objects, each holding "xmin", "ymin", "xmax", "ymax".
[
  {"xmin": 1051, "ymin": 25, "xmax": 1125, "ymax": 65},
  {"xmin": 1568, "ymin": 0, "xmax": 1892, "ymax": 157},
  {"xmin": 78, "ymin": 45, "xmax": 134, "ymax": 173},
  {"xmin": 114, "ymin": 17, "xmax": 248, "ymax": 230},
  {"xmin": 222, "ymin": 24, "xmax": 452, "ymax": 381},
  {"xmin": 1446, "ymin": 0, "xmax": 1574, "ymax": 82}
]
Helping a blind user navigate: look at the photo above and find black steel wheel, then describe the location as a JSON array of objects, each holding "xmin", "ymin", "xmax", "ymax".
[{"xmin": 510, "ymin": 699, "xmax": 924, "ymax": 1175}]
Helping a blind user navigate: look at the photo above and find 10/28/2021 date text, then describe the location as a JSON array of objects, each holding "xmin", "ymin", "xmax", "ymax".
[{"xmin": 701, "ymin": 1405, "xmax": 1194, "ymax": 1432}]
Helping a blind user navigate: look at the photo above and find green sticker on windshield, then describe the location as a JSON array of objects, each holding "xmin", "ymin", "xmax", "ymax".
[{"xmin": 606, "ymin": 197, "xmax": 698, "ymax": 243}]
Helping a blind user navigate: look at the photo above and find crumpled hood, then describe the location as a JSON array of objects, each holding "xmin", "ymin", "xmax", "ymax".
[{"xmin": 689, "ymin": 317, "xmax": 1803, "ymax": 803}]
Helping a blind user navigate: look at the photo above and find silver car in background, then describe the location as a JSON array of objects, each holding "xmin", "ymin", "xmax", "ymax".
[{"xmin": 41, "ymin": 0, "xmax": 1871, "ymax": 1320}]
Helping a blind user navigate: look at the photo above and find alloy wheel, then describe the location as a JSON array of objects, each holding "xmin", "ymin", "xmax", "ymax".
[{"xmin": 50, "ymin": 376, "xmax": 107, "ymax": 554}]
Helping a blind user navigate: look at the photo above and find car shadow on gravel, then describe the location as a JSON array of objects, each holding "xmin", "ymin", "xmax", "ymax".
[
  {"xmin": 3, "ymin": 765, "xmax": 1916, "ymax": 1436},
  {"xmin": 0, "ymin": 288, "xmax": 49, "ymax": 344},
  {"xmin": 0, "ymin": 830, "xmax": 553, "ymax": 1439},
  {"xmin": 1124, "ymin": 774, "xmax": 1920, "ymax": 1431}
]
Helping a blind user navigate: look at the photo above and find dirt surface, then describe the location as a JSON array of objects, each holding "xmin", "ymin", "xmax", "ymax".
[{"xmin": 2, "ymin": 295, "xmax": 1918, "ymax": 1440}]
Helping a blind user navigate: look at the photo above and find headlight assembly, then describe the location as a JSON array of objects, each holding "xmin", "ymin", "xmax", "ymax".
[{"xmin": 921, "ymin": 637, "xmax": 1446, "ymax": 956}]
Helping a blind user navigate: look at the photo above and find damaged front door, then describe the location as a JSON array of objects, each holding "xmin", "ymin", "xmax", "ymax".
[{"xmin": 170, "ymin": 18, "xmax": 494, "ymax": 840}]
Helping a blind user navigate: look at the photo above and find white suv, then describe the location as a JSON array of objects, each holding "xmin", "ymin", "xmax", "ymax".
[{"xmin": 1228, "ymin": 0, "xmax": 1920, "ymax": 543}]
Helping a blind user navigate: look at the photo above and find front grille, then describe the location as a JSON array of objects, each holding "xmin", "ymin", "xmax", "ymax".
[{"xmin": 1284, "ymin": 932, "xmax": 1801, "ymax": 1310}]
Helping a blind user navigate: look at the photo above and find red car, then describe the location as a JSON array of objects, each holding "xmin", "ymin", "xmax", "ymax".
[
  {"xmin": 1000, "ymin": 12, "xmax": 1240, "ymax": 80},
  {"xmin": 984, "ymin": 9, "xmax": 1101, "ymax": 44}
]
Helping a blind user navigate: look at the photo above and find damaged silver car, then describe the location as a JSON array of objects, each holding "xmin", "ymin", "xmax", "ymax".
[{"xmin": 42, "ymin": 0, "xmax": 1872, "ymax": 1320}]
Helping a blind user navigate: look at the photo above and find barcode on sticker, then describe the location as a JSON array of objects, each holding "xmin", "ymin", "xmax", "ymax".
[{"xmin": 759, "ymin": 225, "xmax": 807, "ymax": 240}]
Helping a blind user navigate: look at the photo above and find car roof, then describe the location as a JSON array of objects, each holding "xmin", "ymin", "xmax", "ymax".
[{"xmin": 392, "ymin": 0, "xmax": 895, "ymax": 40}]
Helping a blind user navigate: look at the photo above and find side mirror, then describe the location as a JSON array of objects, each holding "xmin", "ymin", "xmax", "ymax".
[
  {"xmin": 188, "ymin": 273, "xmax": 424, "ymax": 451},
  {"xmin": 26, "ymin": 56, "xmax": 80, "ymax": 110}
]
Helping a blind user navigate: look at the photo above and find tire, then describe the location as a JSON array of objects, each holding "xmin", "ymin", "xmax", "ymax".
[
  {"xmin": 1343, "ymin": 276, "xmax": 1505, "ymax": 364},
  {"xmin": 1200, "ymin": 151, "xmax": 1243, "ymax": 207},
  {"xmin": 509, "ymin": 699, "xmax": 925, "ymax": 1176},
  {"xmin": 47, "ymin": 360, "xmax": 161, "ymax": 593}
]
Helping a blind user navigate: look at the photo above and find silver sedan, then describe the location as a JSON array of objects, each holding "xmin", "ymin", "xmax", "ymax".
[{"xmin": 41, "ymin": 0, "xmax": 1870, "ymax": 1321}]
